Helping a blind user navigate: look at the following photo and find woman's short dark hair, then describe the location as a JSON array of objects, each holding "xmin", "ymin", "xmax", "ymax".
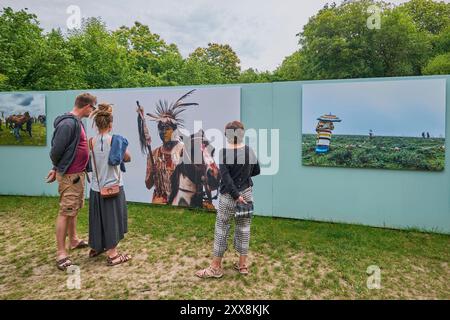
[{"xmin": 225, "ymin": 120, "xmax": 245, "ymax": 144}]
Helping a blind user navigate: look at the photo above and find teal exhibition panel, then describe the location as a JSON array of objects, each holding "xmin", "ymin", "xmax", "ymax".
[{"xmin": 1, "ymin": 75, "xmax": 449, "ymax": 233}]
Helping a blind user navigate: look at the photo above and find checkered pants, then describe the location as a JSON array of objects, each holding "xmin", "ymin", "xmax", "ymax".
[{"xmin": 213, "ymin": 187, "xmax": 253, "ymax": 257}]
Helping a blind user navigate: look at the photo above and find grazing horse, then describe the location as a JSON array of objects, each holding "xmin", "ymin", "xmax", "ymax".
[
  {"xmin": 168, "ymin": 129, "xmax": 220, "ymax": 209},
  {"xmin": 9, "ymin": 112, "xmax": 31, "ymax": 141}
]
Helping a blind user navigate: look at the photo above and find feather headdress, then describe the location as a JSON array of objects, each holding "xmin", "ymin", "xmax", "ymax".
[{"xmin": 146, "ymin": 89, "xmax": 199, "ymax": 127}]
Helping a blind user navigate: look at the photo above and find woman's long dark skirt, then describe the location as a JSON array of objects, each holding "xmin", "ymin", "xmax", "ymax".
[{"xmin": 89, "ymin": 186, "xmax": 128, "ymax": 253}]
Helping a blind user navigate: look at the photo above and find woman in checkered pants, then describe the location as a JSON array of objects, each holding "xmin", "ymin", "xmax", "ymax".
[{"xmin": 196, "ymin": 121, "xmax": 260, "ymax": 278}]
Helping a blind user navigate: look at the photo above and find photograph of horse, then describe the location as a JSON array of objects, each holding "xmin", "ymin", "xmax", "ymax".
[
  {"xmin": 168, "ymin": 129, "xmax": 220, "ymax": 209},
  {"xmin": 0, "ymin": 93, "xmax": 46, "ymax": 146}
]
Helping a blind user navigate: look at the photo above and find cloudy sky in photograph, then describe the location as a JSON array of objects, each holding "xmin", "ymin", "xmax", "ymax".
[
  {"xmin": 0, "ymin": 94, "xmax": 46, "ymax": 117},
  {"xmin": 1, "ymin": 0, "xmax": 410, "ymax": 71},
  {"xmin": 302, "ymin": 79, "xmax": 447, "ymax": 138}
]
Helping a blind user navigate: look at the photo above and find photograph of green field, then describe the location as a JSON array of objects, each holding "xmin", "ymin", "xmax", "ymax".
[
  {"xmin": 302, "ymin": 134, "xmax": 445, "ymax": 171},
  {"xmin": 0, "ymin": 122, "xmax": 46, "ymax": 146},
  {"xmin": 301, "ymin": 79, "xmax": 447, "ymax": 171},
  {"xmin": 0, "ymin": 93, "xmax": 46, "ymax": 146}
]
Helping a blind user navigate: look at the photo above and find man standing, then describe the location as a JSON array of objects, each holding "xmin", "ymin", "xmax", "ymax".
[
  {"xmin": 46, "ymin": 93, "xmax": 97, "ymax": 270},
  {"xmin": 145, "ymin": 120, "xmax": 184, "ymax": 204}
]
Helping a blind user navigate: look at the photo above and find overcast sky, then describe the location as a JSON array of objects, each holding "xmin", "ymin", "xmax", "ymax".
[
  {"xmin": 1, "ymin": 0, "xmax": 415, "ymax": 71},
  {"xmin": 0, "ymin": 94, "xmax": 46, "ymax": 117}
]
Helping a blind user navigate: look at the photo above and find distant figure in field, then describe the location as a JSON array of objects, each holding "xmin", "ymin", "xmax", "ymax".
[
  {"xmin": 369, "ymin": 129, "xmax": 374, "ymax": 139},
  {"xmin": 422, "ymin": 132, "xmax": 426, "ymax": 139},
  {"xmin": 38, "ymin": 114, "xmax": 46, "ymax": 125},
  {"xmin": 427, "ymin": 132, "xmax": 430, "ymax": 139},
  {"xmin": 26, "ymin": 117, "xmax": 32, "ymax": 137}
]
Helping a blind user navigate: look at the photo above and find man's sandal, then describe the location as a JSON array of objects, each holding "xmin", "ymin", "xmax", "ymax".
[
  {"xmin": 107, "ymin": 253, "xmax": 132, "ymax": 266},
  {"xmin": 195, "ymin": 266, "xmax": 224, "ymax": 279},
  {"xmin": 233, "ymin": 262, "xmax": 249, "ymax": 275},
  {"xmin": 56, "ymin": 257, "xmax": 73, "ymax": 271},
  {"xmin": 70, "ymin": 240, "xmax": 89, "ymax": 250}
]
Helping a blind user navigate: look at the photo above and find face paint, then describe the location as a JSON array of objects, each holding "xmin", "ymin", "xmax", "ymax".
[{"xmin": 159, "ymin": 125, "xmax": 174, "ymax": 143}]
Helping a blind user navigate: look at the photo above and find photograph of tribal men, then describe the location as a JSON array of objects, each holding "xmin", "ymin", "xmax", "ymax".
[
  {"xmin": 301, "ymin": 78, "xmax": 446, "ymax": 171},
  {"xmin": 88, "ymin": 87, "xmax": 241, "ymax": 210},
  {"xmin": 0, "ymin": 93, "xmax": 46, "ymax": 146}
]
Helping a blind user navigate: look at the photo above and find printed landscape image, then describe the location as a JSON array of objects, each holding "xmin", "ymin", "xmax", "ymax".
[
  {"xmin": 0, "ymin": 93, "xmax": 46, "ymax": 146},
  {"xmin": 301, "ymin": 79, "xmax": 447, "ymax": 171},
  {"xmin": 302, "ymin": 134, "xmax": 445, "ymax": 171}
]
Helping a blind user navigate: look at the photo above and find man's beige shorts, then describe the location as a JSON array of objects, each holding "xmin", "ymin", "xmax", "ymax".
[{"xmin": 56, "ymin": 172, "xmax": 86, "ymax": 217}]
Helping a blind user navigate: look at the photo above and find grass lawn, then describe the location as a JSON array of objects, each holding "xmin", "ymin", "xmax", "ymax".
[{"xmin": 0, "ymin": 195, "xmax": 449, "ymax": 300}]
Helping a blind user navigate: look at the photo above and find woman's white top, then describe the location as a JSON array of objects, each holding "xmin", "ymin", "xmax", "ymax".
[{"xmin": 90, "ymin": 133, "xmax": 123, "ymax": 192}]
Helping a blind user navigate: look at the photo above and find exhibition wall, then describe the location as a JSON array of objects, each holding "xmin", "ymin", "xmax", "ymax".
[{"xmin": 0, "ymin": 75, "xmax": 449, "ymax": 233}]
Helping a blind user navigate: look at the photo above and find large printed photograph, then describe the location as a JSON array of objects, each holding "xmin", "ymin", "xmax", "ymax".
[
  {"xmin": 301, "ymin": 79, "xmax": 447, "ymax": 171},
  {"xmin": 88, "ymin": 87, "xmax": 241, "ymax": 210},
  {"xmin": 0, "ymin": 93, "xmax": 46, "ymax": 146}
]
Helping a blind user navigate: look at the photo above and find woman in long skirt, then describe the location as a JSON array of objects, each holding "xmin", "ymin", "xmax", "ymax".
[{"xmin": 88, "ymin": 103, "xmax": 132, "ymax": 266}]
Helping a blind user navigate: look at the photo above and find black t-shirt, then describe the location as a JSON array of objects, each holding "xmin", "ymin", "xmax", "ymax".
[{"xmin": 219, "ymin": 145, "xmax": 260, "ymax": 200}]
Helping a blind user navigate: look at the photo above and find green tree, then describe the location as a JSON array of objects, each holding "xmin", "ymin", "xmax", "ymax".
[
  {"xmin": 66, "ymin": 18, "xmax": 134, "ymax": 89},
  {"xmin": 274, "ymin": 51, "xmax": 305, "ymax": 81},
  {"xmin": 0, "ymin": 7, "xmax": 44, "ymax": 90},
  {"xmin": 2, "ymin": 2, "xmax": 448, "ymax": 89},
  {"xmin": 398, "ymin": 0, "xmax": 450, "ymax": 35},
  {"xmin": 188, "ymin": 43, "xmax": 241, "ymax": 83},
  {"xmin": 113, "ymin": 22, "xmax": 183, "ymax": 86},
  {"xmin": 423, "ymin": 53, "xmax": 450, "ymax": 74},
  {"xmin": 298, "ymin": 0, "xmax": 431, "ymax": 79},
  {"xmin": 30, "ymin": 29, "xmax": 85, "ymax": 90},
  {"xmin": 397, "ymin": 0, "xmax": 450, "ymax": 74},
  {"xmin": 0, "ymin": 74, "xmax": 9, "ymax": 91},
  {"xmin": 375, "ymin": 8, "xmax": 431, "ymax": 76},
  {"xmin": 431, "ymin": 25, "xmax": 450, "ymax": 55},
  {"xmin": 238, "ymin": 68, "xmax": 274, "ymax": 83},
  {"xmin": 178, "ymin": 57, "xmax": 223, "ymax": 85}
]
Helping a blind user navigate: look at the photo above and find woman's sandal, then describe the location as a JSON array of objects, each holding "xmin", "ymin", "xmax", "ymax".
[
  {"xmin": 195, "ymin": 266, "xmax": 224, "ymax": 279},
  {"xmin": 56, "ymin": 256, "xmax": 73, "ymax": 271},
  {"xmin": 233, "ymin": 262, "xmax": 249, "ymax": 275},
  {"xmin": 107, "ymin": 253, "xmax": 132, "ymax": 266},
  {"xmin": 89, "ymin": 249, "xmax": 105, "ymax": 258}
]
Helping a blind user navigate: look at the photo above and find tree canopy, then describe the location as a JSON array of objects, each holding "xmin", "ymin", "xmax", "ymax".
[{"xmin": 0, "ymin": 1, "xmax": 448, "ymax": 91}]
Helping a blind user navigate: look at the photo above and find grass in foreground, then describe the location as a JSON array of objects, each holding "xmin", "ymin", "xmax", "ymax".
[{"xmin": 0, "ymin": 195, "xmax": 448, "ymax": 300}]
